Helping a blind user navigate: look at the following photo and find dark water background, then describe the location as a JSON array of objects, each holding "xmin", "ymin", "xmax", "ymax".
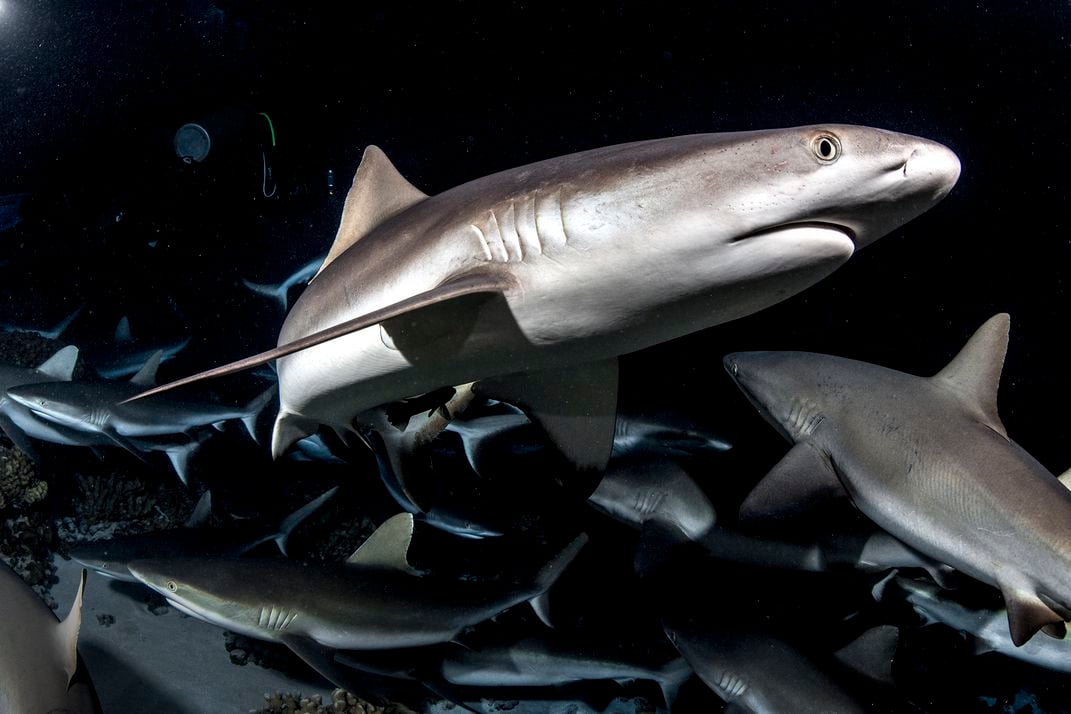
[
  {"xmin": 1, "ymin": 2, "xmax": 1066, "ymax": 467},
  {"xmin": 0, "ymin": 3, "xmax": 1068, "ymax": 711}
]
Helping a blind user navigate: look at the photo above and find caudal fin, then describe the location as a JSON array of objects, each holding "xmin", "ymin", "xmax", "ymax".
[
  {"xmin": 242, "ymin": 278, "xmax": 289, "ymax": 312},
  {"xmin": 532, "ymin": 533, "xmax": 588, "ymax": 595},
  {"xmin": 656, "ymin": 656, "xmax": 693, "ymax": 709},
  {"xmin": 270, "ymin": 486, "xmax": 340, "ymax": 557},
  {"xmin": 241, "ymin": 386, "xmax": 277, "ymax": 444}
]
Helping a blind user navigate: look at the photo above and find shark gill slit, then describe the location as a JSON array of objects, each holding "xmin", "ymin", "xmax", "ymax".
[
  {"xmin": 534, "ymin": 186, "xmax": 569, "ymax": 251},
  {"xmin": 515, "ymin": 193, "xmax": 543, "ymax": 257},
  {"xmin": 485, "ymin": 209, "xmax": 509, "ymax": 263},
  {"xmin": 259, "ymin": 605, "xmax": 295, "ymax": 631},
  {"xmin": 471, "ymin": 224, "xmax": 493, "ymax": 262},
  {"xmin": 636, "ymin": 490, "xmax": 666, "ymax": 516},
  {"xmin": 495, "ymin": 201, "xmax": 524, "ymax": 262}
]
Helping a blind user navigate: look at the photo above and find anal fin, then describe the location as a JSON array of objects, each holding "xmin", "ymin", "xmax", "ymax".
[{"xmin": 738, "ymin": 441, "xmax": 844, "ymax": 523}]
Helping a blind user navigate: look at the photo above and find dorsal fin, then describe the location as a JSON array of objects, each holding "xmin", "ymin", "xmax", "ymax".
[
  {"xmin": 130, "ymin": 350, "xmax": 164, "ymax": 386},
  {"xmin": 184, "ymin": 490, "xmax": 212, "ymax": 528},
  {"xmin": 55, "ymin": 568, "xmax": 86, "ymax": 687},
  {"xmin": 932, "ymin": 313, "xmax": 1009, "ymax": 436},
  {"xmin": 36, "ymin": 345, "xmax": 79, "ymax": 380},
  {"xmin": 345, "ymin": 513, "xmax": 418, "ymax": 573},
  {"xmin": 314, "ymin": 146, "xmax": 428, "ymax": 280},
  {"xmin": 115, "ymin": 316, "xmax": 132, "ymax": 343}
]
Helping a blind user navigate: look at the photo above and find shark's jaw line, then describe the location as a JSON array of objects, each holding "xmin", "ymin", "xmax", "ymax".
[{"xmin": 731, "ymin": 221, "xmax": 857, "ymax": 246}]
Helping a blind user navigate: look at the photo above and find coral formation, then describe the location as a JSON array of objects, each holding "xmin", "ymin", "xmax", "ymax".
[
  {"xmin": 0, "ymin": 331, "xmax": 89, "ymax": 377},
  {"xmin": 225, "ymin": 631, "xmax": 311, "ymax": 677},
  {"xmin": 0, "ymin": 444, "xmax": 47, "ymax": 511},
  {"xmin": 0, "ymin": 512, "xmax": 60, "ymax": 608},
  {"xmin": 253, "ymin": 689, "xmax": 417, "ymax": 714}
]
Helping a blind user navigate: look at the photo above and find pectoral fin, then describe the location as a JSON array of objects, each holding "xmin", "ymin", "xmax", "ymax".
[
  {"xmin": 833, "ymin": 624, "xmax": 899, "ymax": 685},
  {"xmin": 738, "ymin": 441, "xmax": 844, "ymax": 522},
  {"xmin": 125, "ymin": 272, "xmax": 515, "ymax": 403},
  {"xmin": 104, "ymin": 427, "xmax": 149, "ymax": 463},
  {"xmin": 279, "ymin": 634, "xmax": 404, "ymax": 702},
  {"xmin": 56, "ymin": 569, "xmax": 87, "ymax": 687},
  {"xmin": 475, "ymin": 359, "xmax": 619, "ymax": 474}
]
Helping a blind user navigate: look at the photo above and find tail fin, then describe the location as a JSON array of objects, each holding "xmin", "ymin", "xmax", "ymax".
[
  {"xmin": 532, "ymin": 533, "xmax": 588, "ymax": 596},
  {"xmin": 656, "ymin": 656, "xmax": 693, "ymax": 709},
  {"xmin": 241, "ymin": 385, "xmax": 277, "ymax": 444},
  {"xmin": 527, "ymin": 537, "xmax": 587, "ymax": 627},
  {"xmin": 162, "ymin": 430, "xmax": 212, "ymax": 487},
  {"xmin": 271, "ymin": 486, "xmax": 339, "ymax": 557},
  {"xmin": 44, "ymin": 305, "xmax": 84, "ymax": 340},
  {"xmin": 242, "ymin": 278, "xmax": 289, "ymax": 312}
]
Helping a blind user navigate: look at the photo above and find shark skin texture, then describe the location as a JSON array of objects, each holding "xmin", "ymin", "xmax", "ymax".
[
  {"xmin": 724, "ymin": 313, "xmax": 1071, "ymax": 647},
  {"xmin": 125, "ymin": 125, "xmax": 960, "ymax": 467}
]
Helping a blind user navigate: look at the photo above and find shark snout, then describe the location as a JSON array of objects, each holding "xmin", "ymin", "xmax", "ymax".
[
  {"xmin": 903, "ymin": 140, "xmax": 961, "ymax": 199},
  {"xmin": 5, "ymin": 388, "xmax": 39, "ymax": 410}
]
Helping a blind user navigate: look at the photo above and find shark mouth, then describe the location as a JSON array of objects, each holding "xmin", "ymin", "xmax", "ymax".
[
  {"xmin": 166, "ymin": 597, "xmax": 208, "ymax": 621},
  {"xmin": 731, "ymin": 221, "xmax": 857, "ymax": 245},
  {"xmin": 724, "ymin": 366, "xmax": 795, "ymax": 444}
]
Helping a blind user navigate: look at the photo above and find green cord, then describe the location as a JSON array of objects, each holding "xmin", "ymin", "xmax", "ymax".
[{"xmin": 259, "ymin": 112, "xmax": 276, "ymax": 147}]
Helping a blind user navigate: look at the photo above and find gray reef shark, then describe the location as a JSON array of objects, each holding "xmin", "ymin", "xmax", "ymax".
[
  {"xmin": 0, "ymin": 563, "xmax": 99, "ymax": 713},
  {"xmin": 444, "ymin": 398, "xmax": 731, "ymax": 479},
  {"xmin": 127, "ymin": 514, "xmax": 586, "ymax": 683},
  {"xmin": 243, "ymin": 253, "xmax": 326, "ymax": 312},
  {"xmin": 724, "ymin": 313, "xmax": 1071, "ymax": 646},
  {"xmin": 879, "ymin": 576, "xmax": 1071, "ymax": 674},
  {"xmin": 588, "ymin": 457, "xmax": 717, "ymax": 540},
  {"xmin": 128, "ymin": 125, "xmax": 960, "ymax": 467},
  {"xmin": 664, "ymin": 618, "xmax": 866, "ymax": 714},
  {"xmin": 437, "ymin": 635, "xmax": 691, "ymax": 708},
  {"xmin": 370, "ymin": 390, "xmax": 724, "ymax": 539},
  {"xmin": 91, "ymin": 315, "xmax": 191, "ymax": 379},
  {"xmin": 7, "ymin": 351, "xmax": 274, "ymax": 454},
  {"xmin": 72, "ymin": 487, "xmax": 338, "ymax": 582},
  {"xmin": 0, "ymin": 344, "xmax": 80, "ymax": 455},
  {"xmin": 0, "ymin": 304, "xmax": 83, "ymax": 340}
]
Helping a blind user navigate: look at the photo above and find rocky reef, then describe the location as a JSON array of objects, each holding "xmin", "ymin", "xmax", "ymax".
[{"xmin": 253, "ymin": 689, "xmax": 418, "ymax": 714}]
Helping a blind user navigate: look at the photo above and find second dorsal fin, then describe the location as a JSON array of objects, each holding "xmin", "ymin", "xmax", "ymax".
[{"xmin": 314, "ymin": 146, "xmax": 428, "ymax": 280}]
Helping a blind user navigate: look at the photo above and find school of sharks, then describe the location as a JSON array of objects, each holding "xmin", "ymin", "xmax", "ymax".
[{"xmin": 5, "ymin": 120, "xmax": 1070, "ymax": 713}]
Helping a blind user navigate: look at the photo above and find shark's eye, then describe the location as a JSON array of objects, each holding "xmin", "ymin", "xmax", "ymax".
[
  {"xmin": 166, "ymin": 581, "xmax": 178, "ymax": 593},
  {"xmin": 731, "ymin": 363, "xmax": 740, "ymax": 377},
  {"xmin": 812, "ymin": 134, "xmax": 841, "ymax": 163}
]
